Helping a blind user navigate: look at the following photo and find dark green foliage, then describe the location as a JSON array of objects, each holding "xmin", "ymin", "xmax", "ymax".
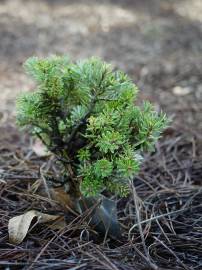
[{"xmin": 17, "ymin": 56, "xmax": 168, "ymax": 197}]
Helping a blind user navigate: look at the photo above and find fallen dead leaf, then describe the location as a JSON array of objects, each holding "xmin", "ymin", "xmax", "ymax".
[
  {"xmin": 8, "ymin": 210, "xmax": 62, "ymax": 244},
  {"xmin": 47, "ymin": 216, "xmax": 67, "ymax": 230},
  {"xmin": 172, "ymin": 86, "xmax": 192, "ymax": 96},
  {"xmin": 51, "ymin": 187, "xmax": 75, "ymax": 209},
  {"xmin": 32, "ymin": 139, "xmax": 50, "ymax": 157}
]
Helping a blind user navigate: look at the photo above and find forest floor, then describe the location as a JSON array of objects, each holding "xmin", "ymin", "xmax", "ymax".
[{"xmin": 0, "ymin": 0, "xmax": 202, "ymax": 269}]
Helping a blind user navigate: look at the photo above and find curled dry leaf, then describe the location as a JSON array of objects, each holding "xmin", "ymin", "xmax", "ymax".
[
  {"xmin": 32, "ymin": 139, "xmax": 50, "ymax": 157},
  {"xmin": 8, "ymin": 210, "xmax": 63, "ymax": 245},
  {"xmin": 47, "ymin": 217, "xmax": 67, "ymax": 230},
  {"xmin": 50, "ymin": 187, "xmax": 79, "ymax": 211}
]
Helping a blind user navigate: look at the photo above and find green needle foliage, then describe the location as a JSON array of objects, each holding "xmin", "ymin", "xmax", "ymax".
[{"xmin": 17, "ymin": 56, "xmax": 168, "ymax": 198}]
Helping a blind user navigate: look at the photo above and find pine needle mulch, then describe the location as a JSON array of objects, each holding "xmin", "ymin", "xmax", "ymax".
[{"xmin": 0, "ymin": 125, "xmax": 202, "ymax": 270}]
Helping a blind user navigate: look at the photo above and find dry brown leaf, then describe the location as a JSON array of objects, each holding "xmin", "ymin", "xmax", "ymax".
[
  {"xmin": 50, "ymin": 187, "xmax": 77, "ymax": 210},
  {"xmin": 32, "ymin": 139, "xmax": 50, "ymax": 157},
  {"xmin": 8, "ymin": 210, "xmax": 61, "ymax": 245},
  {"xmin": 47, "ymin": 216, "xmax": 67, "ymax": 230}
]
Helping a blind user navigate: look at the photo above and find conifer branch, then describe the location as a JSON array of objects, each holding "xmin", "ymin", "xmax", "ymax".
[{"xmin": 16, "ymin": 56, "xmax": 168, "ymax": 197}]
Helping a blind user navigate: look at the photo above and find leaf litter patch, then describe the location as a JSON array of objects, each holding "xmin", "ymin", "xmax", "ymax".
[{"xmin": 0, "ymin": 127, "xmax": 202, "ymax": 269}]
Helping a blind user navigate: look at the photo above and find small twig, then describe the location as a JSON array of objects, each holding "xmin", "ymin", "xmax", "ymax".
[
  {"xmin": 0, "ymin": 175, "xmax": 38, "ymax": 181},
  {"xmin": 129, "ymin": 206, "xmax": 192, "ymax": 237},
  {"xmin": 130, "ymin": 180, "xmax": 157, "ymax": 270},
  {"xmin": 80, "ymin": 248, "xmax": 119, "ymax": 270},
  {"xmin": 65, "ymin": 99, "xmax": 96, "ymax": 147},
  {"xmin": 40, "ymin": 164, "xmax": 52, "ymax": 200},
  {"xmin": 153, "ymin": 237, "xmax": 190, "ymax": 270},
  {"xmin": 27, "ymin": 226, "xmax": 67, "ymax": 270},
  {"xmin": 130, "ymin": 242, "xmax": 157, "ymax": 270}
]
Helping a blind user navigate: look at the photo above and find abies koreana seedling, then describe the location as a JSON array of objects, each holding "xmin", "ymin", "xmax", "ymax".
[{"xmin": 16, "ymin": 56, "xmax": 168, "ymax": 230}]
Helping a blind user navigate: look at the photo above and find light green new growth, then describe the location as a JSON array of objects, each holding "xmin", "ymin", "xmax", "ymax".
[{"xmin": 17, "ymin": 56, "xmax": 168, "ymax": 197}]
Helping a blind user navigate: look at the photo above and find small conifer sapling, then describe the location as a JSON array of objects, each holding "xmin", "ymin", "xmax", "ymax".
[{"xmin": 17, "ymin": 56, "xmax": 168, "ymax": 211}]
